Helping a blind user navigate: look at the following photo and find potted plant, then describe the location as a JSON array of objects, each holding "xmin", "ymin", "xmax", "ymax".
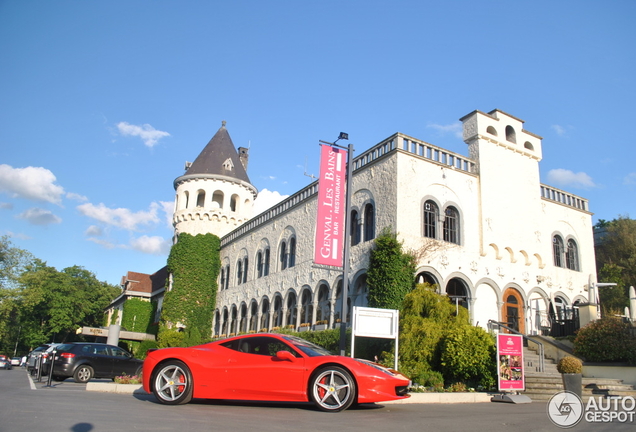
[{"xmin": 557, "ymin": 356, "xmax": 583, "ymax": 398}]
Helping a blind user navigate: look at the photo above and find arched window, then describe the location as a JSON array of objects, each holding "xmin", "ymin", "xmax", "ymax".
[
  {"xmin": 257, "ymin": 251, "xmax": 263, "ymax": 278},
  {"xmin": 446, "ymin": 278, "xmax": 468, "ymax": 311},
  {"xmin": 505, "ymin": 126, "xmax": 516, "ymax": 143},
  {"xmin": 184, "ymin": 191, "xmax": 190, "ymax": 209},
  {"xmin": 230, "ymin": 194, "xmax": 239, "ymax": 212},
  {"xmin": 236, "ymin": 260, "xmax": 243, "ymax": 285},
  {"xmin": 220, "ymin": 267, "xmax": 226, "ymax": 291},
  {"xmin": 443, "ymin": 206, "xmax": 460, "ymax": 244},
  {"xmin": 424, "ymin": 200, "xmax": 438, "ymax": 239},
  {"xmin": 196, "ymin": 190, "xmax": 205, "ymax": 207},
  {"xmin": 351, "ymin": 210, "xmax": 360, "ymax": 246},
  {"xmin": 553, "ymin": 235, "xmax": 564, "ymax": 267},
  {"xmin": 486, "ymin": 126, "xmax": 498, "ymax": 136},
  {"xmin": 260, "ymin": 299, "xmax": 270, "ymax": 330},
  {"xmin": 212, "ymin": 191, "xmax": 223, "ymax": 209},
  {"xmin": 242, "ymin": 257, "xmax": 248, "ymax": 283},
  {"xmin": 280, "ymin": 241, "xmax": 287, "ymax": 270},
  {"xmin": 300, "ymin": 290, "xmax": 312, "ymax": 324},
  {"xmin": 224, "ymin": 264, "xmax": 230, "ymax": 290},
  {"xmin": 286, "ymin": 292, "xmax": 297, "ymax": 327},
  {"xmin": 273, "ymin": 296, "xmax": 283, "ymax": 328},
  {"xmin": 264, "ymin": 248, "xmax": 270, "ymax": 276},
  {"xmin": 566, "ymin": 239, "xmax": 579, "ymax": 271},
  {"xmin": 288, "ymin": 237, "xmax": 296, "ymax": 268},
  {"xmin": 363, "ymin": 203, "xmax": 375, "ymax": 241}
]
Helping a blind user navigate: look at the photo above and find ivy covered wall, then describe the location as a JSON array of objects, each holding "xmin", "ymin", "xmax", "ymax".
[{"xmin": 160, "ymin": 233, "xmax": 220, "ymax": 341}]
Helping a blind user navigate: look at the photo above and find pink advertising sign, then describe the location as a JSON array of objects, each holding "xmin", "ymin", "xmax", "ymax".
[
  {"xmin": 314, "ymin": 144, "xmax": 346, "ymax": 267},
  {"xmin": 497, "ymin": 334, "xmax": 525, "ymax": 391}
]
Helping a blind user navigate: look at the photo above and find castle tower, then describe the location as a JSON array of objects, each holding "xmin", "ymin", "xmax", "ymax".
[
  {"xmin": 173, "ymin": 121, "xmax": 257, "ymax": 238},
  {"xmin": 460, "ymin": 109, "xmax": 544, "ymax": 254}
]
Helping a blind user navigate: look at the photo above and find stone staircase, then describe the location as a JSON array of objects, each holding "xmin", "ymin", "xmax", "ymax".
[{"xmin": 521, "ymin": 346, "xmax": 636, "ymax": 402}]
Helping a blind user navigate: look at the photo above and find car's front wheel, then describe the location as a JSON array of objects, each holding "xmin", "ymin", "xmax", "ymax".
[
  {"xmin": 310, "ymin": 366, "xmax": 356, "ymax": 412},
  {"xmin": 152, "ymin": 360, "xmax": 193, "ymax": 405},
  {"xmin": 73, "ymin": 365, "xmax": 93, "ymax": 383}
]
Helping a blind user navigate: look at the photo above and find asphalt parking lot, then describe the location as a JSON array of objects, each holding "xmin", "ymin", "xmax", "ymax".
[{"xmin": 0, "ymin": 367, "xmax": 632, "ymax": 432}]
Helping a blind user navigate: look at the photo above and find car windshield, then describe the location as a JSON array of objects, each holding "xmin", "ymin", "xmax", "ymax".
[{"xmin": 282, "ymin": 335, "xmax": 335, "ymax": 357}]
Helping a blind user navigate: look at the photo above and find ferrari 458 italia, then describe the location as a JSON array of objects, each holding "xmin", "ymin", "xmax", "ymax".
[{"xmin": 143, "ymin": 333, "xmax": 410, "ymax": 412}]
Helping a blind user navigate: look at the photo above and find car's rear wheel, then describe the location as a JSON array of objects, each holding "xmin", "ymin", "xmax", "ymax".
[
  {"xmin": 73, "ymin": 365, "xmax": 93, "ymax": 383},
  {"xmin": 310, "ymin": 366, "xmax": 356, "ymax": 412},
  {"xmin": 152, "ymin": 360, "xmax": 193, "ymax": 405}
]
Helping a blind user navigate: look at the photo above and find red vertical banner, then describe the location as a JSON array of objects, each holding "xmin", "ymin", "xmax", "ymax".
[
  {"xmin": 314, "ymin": 144, "xmax": 346, "ymax": 267},
  {"xmin": 497, "ymin": 334, "xmax": 525, "ymax": 391}
]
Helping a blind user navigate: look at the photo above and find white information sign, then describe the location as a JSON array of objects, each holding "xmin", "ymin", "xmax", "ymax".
[{"xmin": 351, "ymin": 306, "xmax": 399, "ymax": 370}]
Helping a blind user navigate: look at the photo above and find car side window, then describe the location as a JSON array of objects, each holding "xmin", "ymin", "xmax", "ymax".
[
  {"xmin": 110, "ymin": 347, "xmax": 129, "ymax": 358},
  {"xmin": 94, "ymin": 345, "xmax": 108, "ymax": 355},
  {"xmin": 82, "ymin": 345, "xmax": 92, "ymax": 354},
  {"xmin": 221, "ymin": 337, "xmax": 300, "ymax": 357}
]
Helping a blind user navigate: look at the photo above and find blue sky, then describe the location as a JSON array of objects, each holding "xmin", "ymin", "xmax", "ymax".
[{"xmin": 1, "ymin": 1, "xmax": 635, "ymax": 286}]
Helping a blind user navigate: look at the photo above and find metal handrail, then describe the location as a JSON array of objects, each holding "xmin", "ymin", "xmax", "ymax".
[{"xmin": 488, "ymin": 320, "xmax": 545, "ymax": 373}]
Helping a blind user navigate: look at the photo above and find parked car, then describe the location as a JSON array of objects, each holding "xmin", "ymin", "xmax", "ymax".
[
  {"xmin": 39, "ymin": 343, "xmax": 63, "ymax": 376},
  {"xmin": 143, "ymin": 333, "xmax": 411, "ymax": 412},
  {"xmin": 27, "ymin": 343, "xmax": 62, "ymax": 376},
  {"xmin": 0, "ymin": 355, "xmax": 11, "ymax": 370},
  {"xmin": 50, "ymin": 343, "xmax": 143, "ymax": 383},
  {"xmin": 10, "ymin": 357, "xmax": 21, "ymax": 366}
]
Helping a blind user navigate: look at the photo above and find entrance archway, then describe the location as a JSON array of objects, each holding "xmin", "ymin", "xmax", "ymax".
[{"xmin": 502, "ymin": 288, "xmax": 524, "ymax": 333}]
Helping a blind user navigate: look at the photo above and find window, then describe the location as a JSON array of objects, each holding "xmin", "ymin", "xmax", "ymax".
[
  {"xmin": 237, "ymin": 260, "xmax": 243, "ymax": 285},
  {"xmin": 424, "ymin": 200, "xmax": 438, "ymax": 238},
  {"xmin": 363, "ymin": 203, "xmax": 375, "ymax": 241},
  {"xmin": 351, "ymin": 210, "xmax": 360, "ymax": 246},
  {"xmin": 242, "ymin": 257, "xmax": 248, "ymax": 283},
  {"xmin": 212, "ymin": 191, "xmax": 223, "ymax": 208},
  {"xmin": 264, "ymin": 248, "xmax": 270, "ymax": 276},
  {"xmin": 505, "ymin": 126, "xmax": 516, "ymax": 143},
  {"xmin": 224, "ymin": 265, "xmax": 230, "ymax": 290},
  {"xmin": 280, "ymin": 241, "xmax": 287, "ymax": 270},
  {"xmin": 220, "ymin": 267, "xmax": 226, "ymax": 290},
  {"xmin": 566, "ymin": 239, "xmax": 579, "ymax": 271},
  {"xmin": 288, "ymin": 237, "xmax": 296, "ymax": 268},
  {"xmin": 553, "ymin": 235, "xmax": 564, "ymax": 267},
  {"xmin": 257, "ymin": 251, "xmax": 263, "ymax": 278},
  {"xmin": 196, "ymin": 190, "xmax": 205, "ymax": 207},
  {"xmin": 443, "ymin": 206, "xmax": 459, "ymax": 244}
]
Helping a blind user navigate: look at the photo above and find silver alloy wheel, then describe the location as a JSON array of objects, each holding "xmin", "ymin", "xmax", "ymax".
[
  {"xmin": 74, "ymin": 365, "xmax": 93, "ymax": 383},
  {"xmin": 311, "ymin": 367, "xmax": 355, "ymax": 412},
  {"xmin": 153, "ymin": 362, "xmax": 191, "ymax": 404}
]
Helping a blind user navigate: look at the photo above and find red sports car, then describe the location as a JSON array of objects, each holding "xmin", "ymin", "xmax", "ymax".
[{"xmin": 143, "ymin": 333, "xmax": 410, "ymax": 412}]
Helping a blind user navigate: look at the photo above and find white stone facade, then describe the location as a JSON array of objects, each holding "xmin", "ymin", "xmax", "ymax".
[{"xmin": 174, "ymin": 109, "xmax": 597, "ymax": 338}]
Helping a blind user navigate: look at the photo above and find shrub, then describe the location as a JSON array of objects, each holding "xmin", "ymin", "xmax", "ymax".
[
  {"xmin": 136, "ymin": 339, "xmax": 158, "ymax": 359},
  {"xmin": 574, "ymin": 317, "xmax": 636, "ymax": 363},
  {"xmin": 439, "ymin": 325, "xmax": 497, "ymax": 388},
  {"xmin": 557, "ymin": 356, "xmax": 582, "ymax": 374}
]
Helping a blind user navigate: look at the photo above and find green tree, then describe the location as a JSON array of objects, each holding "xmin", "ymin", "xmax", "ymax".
[
  {"xmin": 367, "ymin": 228, "xmax": 417, "ymax": 310},
  {"xmin": 595, "ymin": 216, "xmax": 636, "ymax": 314},
  {"xmin": 160, "ymin": 233, "xmax": 220, "ymax": 343}
]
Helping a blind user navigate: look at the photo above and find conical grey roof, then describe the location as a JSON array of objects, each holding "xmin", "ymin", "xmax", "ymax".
[{"xmin": 184, "ymin": 122, "xmax": 251, "ymax": 184}]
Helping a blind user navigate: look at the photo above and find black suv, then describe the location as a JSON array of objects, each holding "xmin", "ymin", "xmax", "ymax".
[{"xmin": 49, "ymin": 343, "xmax": 143, "ymax": 383}]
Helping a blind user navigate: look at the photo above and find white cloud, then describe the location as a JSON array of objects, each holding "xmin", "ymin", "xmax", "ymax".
[
  {"xmin": 77, "ymin": 202, "xmax": 161, "ymax": 231},
  {"xmin": 427, "ymin": 122, "xmax": 463, "ymax": 138},
  {"xmin": 547, "ymin": 168, "xmax": 596, "ymax": 189},
  {"xmin": 66, "ymin": 192, "xmax": 88, "ymax": 202},
  {"xmin": 160, "ymin": 200, "xmax": 175, "ymax": 228},
  {"xmin": 624, "ymin": 172, "xmax": 636, "ymax": 186},
  {"xmin": 16, "ymin": 207, "xmax": 62, "ymax": 226},
  {"xmin": 253, "ymin": 189, "xmax": 288, "ymax": 215},
  {"xmin": 85, "ymin": 225, "xmax": 104, "ymax": 236},
  {"xmin": 0, "ymin": 202, "xmax": 13, "ymax": 210},
  {"xmin": 551, "ymin": 125, "xmax": 566, "ymax": 136},
  {"xmin": 0, "ymin": 164, "xmax": 65, "ymax": 204},
  {"xmin": 129, "ymin": 235, "xmax": 171, "ymax": 255},
  {"xmin": 116, "ymin": 122, "xmax": 170, "ymax": 148}
]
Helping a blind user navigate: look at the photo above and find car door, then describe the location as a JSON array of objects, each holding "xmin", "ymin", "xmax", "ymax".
[
  {"xmin": 86, "ymin": 344, "xmax": 113, "ymax": 377},
  {"xmin": 221, "ymin": 336, "xmax": 306, "ymax": 402},
  {"xmin": 109, "ymin": 346, "xmax": 139, "ymax": 377}
]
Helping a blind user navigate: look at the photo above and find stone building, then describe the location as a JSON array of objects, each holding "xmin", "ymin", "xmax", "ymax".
[{"xmin": 111, "ymin": 108, "xmax": 597, "ymax": 338}]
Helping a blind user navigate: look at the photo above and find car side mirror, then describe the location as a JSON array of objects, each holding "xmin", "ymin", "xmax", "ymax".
[{"xmin": 274, "ymin": 350, "xmax": 296, "ymax": 362}]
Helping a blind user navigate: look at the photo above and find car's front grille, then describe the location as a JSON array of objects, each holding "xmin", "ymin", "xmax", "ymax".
[{"xmin": 395, "ymin": 386, "xmax": 409, "ymax": 396}]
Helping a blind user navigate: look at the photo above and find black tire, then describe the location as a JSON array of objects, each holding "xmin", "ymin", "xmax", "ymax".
[
  {"xmin": 73, "ymin": 365, "xmax": 94, "ymax": 383},
  {"xmin": 152, "ymin": 360, "xmax": 193, "ymax": 405},
  {"xmin": 309, "ymin": 366, "xmax": 356, "ymax": 412}
]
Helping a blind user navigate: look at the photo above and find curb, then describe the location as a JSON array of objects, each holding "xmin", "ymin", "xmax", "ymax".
[
  {"xmin": 86, "ymin": 382, "xmax": 148, "ymax": 395},
  {"xmin": 85, "ymin": 383, "xmax": 494, "ymax": 403},
  {"xmin": 384, "ymin": 392, "xmax": 494, "ymax": 404}
]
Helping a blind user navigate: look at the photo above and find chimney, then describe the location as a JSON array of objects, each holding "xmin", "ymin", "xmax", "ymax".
[{"xmin": 238, "ymin": 147, "xmax": 249, "ymax": 171}]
